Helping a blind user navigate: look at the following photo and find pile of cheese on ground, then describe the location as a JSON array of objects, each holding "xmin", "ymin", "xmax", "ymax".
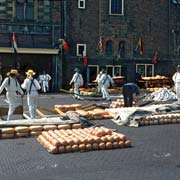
[
  {"xmin": 0, "ymin": 124, "xmax": 82, "ymax": 139},
  {"xmin": 37, "ymin": 126, "xmax": 131, "ymax": 154},
  {"xmin": 110, "ymin": 99, "xmax": 136, "ymax": 108},
  {"xmin": 138, "ymin": 113, "xmax": 180, "ymax": 126},
  {"xmin": 54, "ymin": 104, "xmax": 113, "ymax": 120}
]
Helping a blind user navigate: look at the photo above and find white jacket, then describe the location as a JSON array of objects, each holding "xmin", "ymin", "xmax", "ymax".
[
  {"xmin": 99, "ymin": 73, "xmax": 114, "ymax": 87},
  {"xmin": 70, "ymin": 72, "xmax": 84, "ymax": 86},
  {"xmin": 172, "ymin": 72, "xmax": 180, "ymax": 83},
  {"xmin": 0, "ymin": 77, "xmax": 23, "ymax": 95},
  {"xmin": 21, "ymin": 78, "xmax": 41, "ymax": 96}
]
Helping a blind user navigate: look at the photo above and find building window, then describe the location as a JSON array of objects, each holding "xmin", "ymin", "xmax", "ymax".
[
  {"xmin": 105, "ymin": 40, "xmax": 113, "ymax": 55},
  {"xmin": 16, "ymin": 0, "xmax": 34, "ymax": 20},
  {"xmin": 136, "ymin": 64, "xmax": 154, "ymax": 77},
  {"xmin": 77, "ymin": 44, "xmax": 86, "ymax": 56},
  {"xmin": 78, "ymin": 0, "xmax": 86, "ymax": 9},
  {"xmin": 109, "ymin": 0, "xmax": 124, "ymax": 15},
  {"xmin": 88, "ymin": 65, "xmax": 99, "ymax": 83},
  {"xmin": 118, "ymin": 41, "xmax": 126, "ymax": 58},
  {"xmin": 106, "ymin": 65, "xmax": 122, "ymax": 77}
]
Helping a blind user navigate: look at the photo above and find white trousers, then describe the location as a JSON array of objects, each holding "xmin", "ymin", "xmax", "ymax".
[
  {"xmin": 41, "ymin": 81, "xmax": 49, "ymax": 93},
  {"xmin": 175, "ymin": 84, "xmax": 180, "ymax": 100},
  {"xmin": 74, "ymin": 83, "xmax": 80, "ymax": 98},
  {"xmin": 6, "ymin": 92, "xmax": 18, "ymax": 121},
  {"xmin": 27, "ymin": 95, "xmax": 38, "ymax": 118},
  {"xmin": 101, "ymin": 85, "xmax": 110, "ymax": 99}
]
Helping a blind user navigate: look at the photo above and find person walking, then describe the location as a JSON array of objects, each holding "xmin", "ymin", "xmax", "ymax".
[
  {"xmin": 172, "ymin": 65, "xmax": 180, "ymax": 101},
  {"xmin": 99, "ymin": 69, "xmax": 114, "ymax": 101},
  {"xmin": 0, "ymin": 69, "xmax": 24, "ymax": 120},
  {"xmin": 38, "ymin": 71, "xmax": 51, "ymax": 93},
  {"xmin": 95, "ymin": 70, "xmax": 103, "ymax": 93},
  {"xmin": 122, "ymin": 83, "xmax": 140, "ymax": 107},
  {"xmin": 21, "ymin": 69, "xmax": 41, "ymax": 119},
  {"xmin": 69, "ymin": 68, "xmax": 84, "ymax": 100}
]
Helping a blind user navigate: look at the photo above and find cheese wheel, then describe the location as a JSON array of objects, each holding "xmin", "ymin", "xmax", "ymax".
[
  {"xmin": 106, "ymin": 142, "xmax": 113, "ymax": 149},
  {"xmin": 1, "ymin": 133, "xmax": 15, "ymax": 139},
  {"xmin": 37, "ymin": 135, "xmax": 58, "ymax": 154},
  {"xmin": 93, "ymin": 115, "xmax": 103, "ymax": 120},
  {"xmin": 43, "ymin": 125, "xmax": 57, "ymax": 131},
  {"xmin": 15, "ymin": 126, "xmax": 30, "ymax": 133},
  {"xmin": 71, "ymin": 104, "xmax": 82, "ymax": 108},
  {"xmin": 102, "ymin": 114, "xmax": 113, "ymax": 119},
  {"xmin": 16, "ymin": 132, "xmax": 29, "ymax": 137},
  {"xmin": 30, "ymin": 131, "xmax": 42, "ymax": 136},
  {"xmin": 124, "ymin": 140, "xmax": 131, "ymax": 147},
  {"xmin": 75, "ymin": 110, "xmax": 89, "ymax": 117},
  {"xmin": 29, "ymin": 126, "xmax": 43, "ymax": 131},
  {"xmin": 71, "ymin": 124, "xmax": 82, "ymax": 129},
  {"xmin": 1, "ymin": 128, "xmax": 15, "ymax": 134},
  {"xmin": 59, "ymin": 146, "xmax": 66, "ymax": 153},
  {"xmin": 72, "ymin": 144, "xmax": 79, "ymax": 151},
  {"xmin": 58, "ymin": 124, "xmax": 71, "ymax": 130}
]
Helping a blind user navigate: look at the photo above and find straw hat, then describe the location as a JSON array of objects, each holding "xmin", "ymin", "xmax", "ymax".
[
  {"xmin": 26, "ymin": 69, "xmax": 36, "ymax": 77},
  {"xmin": 7, "ymin": 69, "xmax": 19, "ymax": 76}
]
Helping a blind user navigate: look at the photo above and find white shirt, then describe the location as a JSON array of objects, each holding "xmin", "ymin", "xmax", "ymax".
[
  {"xmin": 21, "ymin": 77, "xmax": 41, "ymax": 96},
  {"xmin": 70, "ymin": 72, "xmax": 84, "ymax": 86},
  {"xmin": 99, "ymin": 73, "xmax": 114, "ymax": 87},
  {"xmin": 172, "ymin": 72, "xmax": 180, "ymax": 83},
  {"xmin": 0, "ymin": 76, "xmax": 23, "ymax": 95}
]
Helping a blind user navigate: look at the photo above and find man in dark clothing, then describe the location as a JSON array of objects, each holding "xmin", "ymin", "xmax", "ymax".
[{"xmin": 123, "ymin": 83, "xmax": 140, "ymax": 107}]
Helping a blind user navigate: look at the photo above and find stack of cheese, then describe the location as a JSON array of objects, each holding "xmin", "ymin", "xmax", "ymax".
[
  {"xmin": 110, "ymin": 99, "xmax": 136, "ymax": 108},
  {"xmin": 0, "ymin": 123, "xmax": 82, "ymax": 139},
  {"xmin": 54, "ymin": 104, "xmax": 112, "ymax": 120},
  {"xmin": 37, "ymin": 126, "xmax": 131, "ymax": 154},
  {"xmin": 108, "ymin": 88, "xmax": 122, "ymax": 94},
  {"xmin": 139, "ymin": 113, "xmax": 180, "ymax": 126}
]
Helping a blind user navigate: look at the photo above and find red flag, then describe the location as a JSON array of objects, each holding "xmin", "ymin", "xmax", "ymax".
[
  {"xmin": 135, "ymin": 33, "xmax": 143, "ymax": 55},
  {"xmin": 83, "ymin": 55, "xmax": 88, "ymax": 67},
  {"xmin": 63, "ymin": 40, "xmax": 69, "ymax": 50},
  {"xmin": 12, "ymin": 32, "xmax": 18, "ymax": 53},
  {"xmin": 97, "ymin": 36, "xmax": 103, "ymax": 54},
  {"xmin": 153, "ymin": 48, "xmax": 159, "ymax": 64}
]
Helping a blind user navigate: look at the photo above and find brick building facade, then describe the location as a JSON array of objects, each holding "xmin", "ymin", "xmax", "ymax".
[
  {"xmin": 0, "ymin": 0, "xmax": 63, "ymax": 91},
  {"xmin": 0, "ymin": 0, "xmax": 180, "ymax": 90},
  {"xmin": 64, "ymin": 0, "xmax": 180, "ymax": 86}
]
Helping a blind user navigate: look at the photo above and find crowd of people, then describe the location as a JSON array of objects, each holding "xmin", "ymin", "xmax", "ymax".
[{"xmin": 0, "ymin": 65, "xmax": 180, "ymax": 121}]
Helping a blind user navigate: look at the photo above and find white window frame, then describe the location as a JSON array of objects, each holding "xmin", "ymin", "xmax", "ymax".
[
  {"xmin": 106, "ymin": 65, "xmax": 114, "ymax": 77},
  {"xmin": 88, "ymin": 65, "xmax": 99, "ymax": 83},
  {"xmin": 76, "ymin": 44, "xmax": 86, "ymax": 56},
  {"xmin": 114, "ymin": 65, "xmax": 122, "ymax": 76},
  {"xmin": 109, "ymin": 0, "xmax": 124, "ymax": 15},
  {"xmin": 136, "ymin": 64, "xmax": 154, "ymax": 77},
  {"xmin": 78, "ymin": 0, "xmax": 86, "ymax": 9},
  {"xmin": 106, "ymin": 65, "xmax": 122, "ymax": 77}
]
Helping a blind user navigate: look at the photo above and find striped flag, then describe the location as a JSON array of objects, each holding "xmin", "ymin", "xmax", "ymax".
[
  {"xmin": 97, "ymin": 36, "xmax": 103, "ymax": 54},
  {"xmin": 153, "ymin": 48, "xmax": 159, "ymax": 64},
  {"xmin": 83, "ymin": 51, "xmax": 88, "ymax": 67},
  {"xmin": 135, "ymin": 33, "xmax": 143, "ymax": 55},
  {"xmin": 12, "ymin": 32, "xmax": 18, "ymax": 53},
  {"xmin": 63, "ymin": 39, "xmax": 69, "ymax": 51}
]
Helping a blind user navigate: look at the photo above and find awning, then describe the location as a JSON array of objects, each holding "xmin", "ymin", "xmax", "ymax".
[{"xmin": 0, "ymin": 47, "xmax": 59, "ymax": 54}]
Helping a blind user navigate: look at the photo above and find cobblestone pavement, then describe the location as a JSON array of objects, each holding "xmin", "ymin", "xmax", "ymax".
[{"xmin": 0, "ymin": 93, "xmax": 180, "ymax": 180}]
